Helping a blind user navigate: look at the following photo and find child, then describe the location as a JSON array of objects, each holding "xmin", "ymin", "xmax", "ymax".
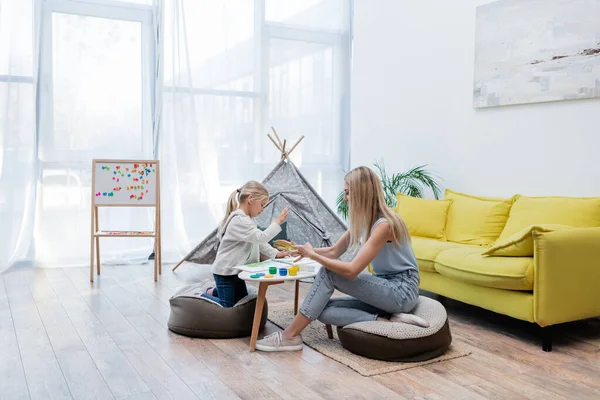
[{"xmin": 204, "ymin": 180, "xmax": 289, "ymax": 308}]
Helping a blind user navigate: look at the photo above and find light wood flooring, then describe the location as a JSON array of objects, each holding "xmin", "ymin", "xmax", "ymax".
[{"xmin": 1, "ymin": 263, "xmax": 599, "ymax": 400}]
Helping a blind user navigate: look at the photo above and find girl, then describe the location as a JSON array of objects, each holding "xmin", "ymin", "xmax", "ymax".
[
  {"xmin": 204, "ymin": 180, "xmax": 289, "ymax": 308},
  {"xmin": 257, "ymin": 166, "xmax": 428, "ymax": 351}
]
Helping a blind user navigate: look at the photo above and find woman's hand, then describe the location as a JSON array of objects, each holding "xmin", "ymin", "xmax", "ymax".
[
  {"xmin": 294, "ymin": 243, "xmax": 317, "ymax": 262},
  {"xmin": 275, "ymin": 207, "xmax": 289, "ymax": 225}
]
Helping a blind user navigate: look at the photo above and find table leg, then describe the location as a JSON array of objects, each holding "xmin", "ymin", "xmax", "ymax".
[
  {"xmin": 326, "ymin": 324, "xmax": 334, "ymax": 339},
  {"xmin": 250, "ymin": 282, "xmax": 269, "ymax": 351},
  {"xmin": 294, "ymin": 280, "xmax": 300, "ymax": 315}
]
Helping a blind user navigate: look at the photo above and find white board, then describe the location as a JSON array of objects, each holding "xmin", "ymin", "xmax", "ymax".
[{"xmin": 92, "ymin": 159, "xmax": 159, "ymax": 206}]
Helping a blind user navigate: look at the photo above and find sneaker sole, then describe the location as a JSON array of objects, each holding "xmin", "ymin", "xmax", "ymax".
[{"xmin": 255, "ymin": 344, "xmax": 303, "ymax": 352}]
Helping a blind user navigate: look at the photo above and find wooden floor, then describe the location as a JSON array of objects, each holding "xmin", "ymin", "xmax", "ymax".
[{"xmin": 1, "ymin": 263, "xmax": 599, "ymax": 400}]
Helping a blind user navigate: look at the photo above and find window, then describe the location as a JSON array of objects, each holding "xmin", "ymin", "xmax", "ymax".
[
  {"xmin": 162, "ymin": 0, "xmax": 352, "ymax": 243},
  {"xmin": 163, "ymin": 0, "xmax": 351, "ymax": 169},
  {"xmin": 38, "ymin": 0, "xmax": 154, "ymax": 162},
  {"xmin": 33, "ymin": 0, "xmax": 156, "ymax": 265}
]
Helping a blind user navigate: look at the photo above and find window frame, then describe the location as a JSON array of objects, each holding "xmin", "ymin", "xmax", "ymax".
[
  {"xmin": 160, "ymin": 0, "xmax": 351, "ymax": 167},
  {"xmin": 37, "ymin": 0, "xmax": 155, "ymax": 162}
]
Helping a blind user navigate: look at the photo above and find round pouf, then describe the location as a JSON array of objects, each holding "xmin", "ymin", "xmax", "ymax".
[
  {"xmin": 168, "ymin": 280, "xmax": 268, "ymax": 339},
  {"xmin": 336, "ymin": 296, "xmax": 451, "ymax": 362}
]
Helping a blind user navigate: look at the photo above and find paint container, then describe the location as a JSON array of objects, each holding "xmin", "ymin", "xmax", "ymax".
[
  {"xmin": 269, "ymin": 266, "xmax": 277, "ymax": 275},
  {"xmin": 288, "ymin": 268, "xmax": 297, "ymax": 276},
  {"xmin": 279, "ymin": 267, "xmax": 288, "ymax": 276}
]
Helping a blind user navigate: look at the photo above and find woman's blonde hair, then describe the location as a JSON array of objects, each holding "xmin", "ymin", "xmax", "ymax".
[
  {"xmin": 221, "ymin": 180, "xmax": 270, "ymax": 226},
  {"xmin": 345, "ymin": 166, "xmax": 410, "ymax": 247}
]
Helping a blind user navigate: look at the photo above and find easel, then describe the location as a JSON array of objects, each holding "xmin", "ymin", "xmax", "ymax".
[
  {"xmin": 171, "ymin": 127, "xmax": 304, "ymax": 271},
  {"xmin": 90, "ymin": 159, "xmax": 162, "ymax": 282}
]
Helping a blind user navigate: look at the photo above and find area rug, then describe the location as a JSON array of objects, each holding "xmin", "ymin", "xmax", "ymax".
[{"xmin": 267, "ymin": 302, "xmax": 471, "ymax": 377}]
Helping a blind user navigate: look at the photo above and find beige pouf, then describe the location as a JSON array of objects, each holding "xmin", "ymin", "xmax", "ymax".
[
  {"xmin": 168, "ymin": 279, "xmax": 267, "ymax": 339},
  {"xmin": 334, "ymin": 296, "xmax": 452, "ymax": 361}
]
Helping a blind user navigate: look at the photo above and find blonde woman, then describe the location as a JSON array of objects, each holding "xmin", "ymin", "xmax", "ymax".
[
  {"xmin": 256, "ymin": 166, "xmax": 427, "ymax": 352},
  {"xmin": 204, "ymin": 180, "xmax": 289, "ymax": 308}
]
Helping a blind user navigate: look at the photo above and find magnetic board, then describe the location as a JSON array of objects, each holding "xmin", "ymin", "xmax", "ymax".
[{"xmin": 92, "ymin": 159, "xmax": 159, "ymax": 206}]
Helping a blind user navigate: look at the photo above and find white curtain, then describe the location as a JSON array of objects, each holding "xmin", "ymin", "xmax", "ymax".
[
  {"xmin": 0, "ymin": 0, "xmax": 37, "ymax": 272},
  {"xmin": 160, "ymin": 0, "xmax": 352, "ymax": 263},
  {"xmin": 0, "ymin": 0, "xmax": 351, "ymax": 274}
]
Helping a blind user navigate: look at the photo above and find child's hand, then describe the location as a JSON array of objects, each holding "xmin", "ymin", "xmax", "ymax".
[
  {"xmin": 275, "ymin": 251, "xmax": 289, "ymax": 259},
  {"xmin": 276, "ymin": 207, "xmax": 289, "ymax": 225}
]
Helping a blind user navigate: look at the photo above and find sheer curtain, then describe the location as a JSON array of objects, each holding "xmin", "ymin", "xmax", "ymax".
[
  {"xmin": 0, "ymin": 0, "xmax": 37, "ymax": 272},
  {"xmin": 159, "ymin": 0, "xmax": 353, "ymax": 263},
  {"xmin": 0, "ymin": 0, "xmax": 351, "ymax": 273}
]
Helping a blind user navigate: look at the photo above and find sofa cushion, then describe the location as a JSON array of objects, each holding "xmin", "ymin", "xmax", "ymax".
[
  {"xmin": 411, "ymin": 237, "xmax": 477, "ymax": 273},
  {"xmin": 434, "ymin": 247, "xmax": 533, "ymax": 291},
  {"xmin": 482, "ymin": 224, "xmax": 572, "ymax": 257},
  {"xmin": 395, "ymin": 194, "xmax": 452, "ymax": 240},
  {"xmin": 444, "ymin": 189, "xmax": 515, "ymax": 246},
  {"xmin": 497, "ymin": 195, "xmax": 600, "ymax": 242}
]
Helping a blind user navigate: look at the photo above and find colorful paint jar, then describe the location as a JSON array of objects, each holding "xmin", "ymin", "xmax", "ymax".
[
  {"xmin": 279, "ymin": 267, "xmax": 288, "ymax": 276},
  {"xmin": 268, "ymin": 266, "xmax": 277, "ymax": 275},
  {"xmin": 288, "ymin": 268, "xmax": 297, "ymax": 276}
]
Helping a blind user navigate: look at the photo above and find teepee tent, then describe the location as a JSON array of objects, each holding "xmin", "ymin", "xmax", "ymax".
[{"xmin": 172, "ymin": 130, "xmax": 351, "ymax": 270}]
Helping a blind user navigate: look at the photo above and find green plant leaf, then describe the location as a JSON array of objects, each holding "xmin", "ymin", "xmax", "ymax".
[{"xmin": 334, "ymin": 160, "xmax": 443, "ymax": 219}]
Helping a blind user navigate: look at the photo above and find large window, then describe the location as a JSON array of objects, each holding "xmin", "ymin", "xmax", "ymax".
[
  {"xmin": 34, "ymin": 0, "xmax": 156, "ymax": 265},
  {"xmin": 162, "ymin": 0, "xmax": 352, "ymax": 243},
  {"xmin": 39, "ymin": 0, "xmax": 154, "ymax": 162},
  {"xmin": 0, "ymin": 0, "xmax": 351, "ymax": 267}
]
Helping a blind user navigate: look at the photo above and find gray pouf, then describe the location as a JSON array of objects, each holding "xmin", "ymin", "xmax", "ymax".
[
  {"xmin": 335, "ymin": 296, "xmax": 452, "ymax": 361},
  {"xmin": 168, "ymin": 280, "xmax": 268, "ymax": 339}
]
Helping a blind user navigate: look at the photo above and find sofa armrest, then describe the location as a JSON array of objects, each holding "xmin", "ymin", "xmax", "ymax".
[{"xmin": 533, "ymin": 227, "xmax": 600, "ymax": 327}]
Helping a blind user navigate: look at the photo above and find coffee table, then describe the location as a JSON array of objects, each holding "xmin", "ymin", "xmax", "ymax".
[{"xmin": 239, "ymin": 267, "xmax": 318, "ymax": 351}]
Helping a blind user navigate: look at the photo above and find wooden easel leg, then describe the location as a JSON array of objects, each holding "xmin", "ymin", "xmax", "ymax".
[
  {"xmin": 155, "ymin": 160, "xmax": 161, "ymax": 279},
  {"xmin": 250, "ymin": 283, "xmax": 269, "ymax": 351},
  {"xmin": 90, "ymin": 207, "xmax": 95, "ymax": 282},
  {"xmin": 294, "ymin": 280, "xmax": 300, "ymax": 315},
  {"xmin": 153, "ymin": 238, "xmax": 158, "ymax": 282},
  {"xmin": 157, "ymin": 220, "xmax": 162, "ymax": 276},
  {"xmin": 95, "ymin": 206, "xmax": 100, "ymax": 275}
]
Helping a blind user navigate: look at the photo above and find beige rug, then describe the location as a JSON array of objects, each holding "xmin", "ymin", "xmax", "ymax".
[{"xmin": 267, "ymin": 302, "xmax": 471, "ymax": 377}]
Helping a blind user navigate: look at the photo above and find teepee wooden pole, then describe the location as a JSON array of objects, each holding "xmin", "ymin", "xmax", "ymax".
[
  {"xmin": 271, "ymin": 127, "xmax": 284, "ymax": 149},
  {"xmin": 286, "ymin": 135, "xmax": 305, "ymax": 157},
  {"xmin": 281, "ymin": 139, "xmax": 287, "ymax": 159},
  {"xmin": 267, "ymin": 134, "xmax": 283, "ymax": 152}
]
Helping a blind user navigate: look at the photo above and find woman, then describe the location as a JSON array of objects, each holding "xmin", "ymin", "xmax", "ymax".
[{"xmin": 256, "ymin": 166, "xmax": 428, "ymax": 352}]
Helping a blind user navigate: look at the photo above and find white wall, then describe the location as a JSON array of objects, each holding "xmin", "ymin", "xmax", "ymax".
[{"xmin": 351, "ymin": 0, "xmax": 600, "ymax": 198}]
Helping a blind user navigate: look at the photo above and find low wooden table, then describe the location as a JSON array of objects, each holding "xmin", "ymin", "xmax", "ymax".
[{"xmin": 238, "ymin": 268, "xmax": 318, "ymax": 351}]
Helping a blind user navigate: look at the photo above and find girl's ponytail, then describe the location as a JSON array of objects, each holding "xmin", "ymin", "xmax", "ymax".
[{"xmin": 221, "ymin": 189, "xmax": 240, "ymax": 227}]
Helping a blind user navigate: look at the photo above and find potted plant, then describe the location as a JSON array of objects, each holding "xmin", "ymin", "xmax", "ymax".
[{"xmin": 335, "ymin": 160, "xmax": 442, "ymax": 220}]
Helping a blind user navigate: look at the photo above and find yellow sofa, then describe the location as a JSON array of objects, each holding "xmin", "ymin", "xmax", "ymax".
[{"xmin": 394, "ymin": 190, "xmax": 600, "ymax": 352}]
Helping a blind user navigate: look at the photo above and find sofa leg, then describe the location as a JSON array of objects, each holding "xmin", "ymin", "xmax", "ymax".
[
  {"xmin": 325, "ymin": 324, "xmax": 334, "ymax": 339},
  {"xmin": 542, "ymin": 326, "xmax": 553, "ymax": 352}
]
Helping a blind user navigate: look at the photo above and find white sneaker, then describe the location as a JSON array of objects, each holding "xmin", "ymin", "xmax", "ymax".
[
  {"xmin": 255, "ymin": 331, "xmax": 303, "ymax": 352},
  {"xmin": 390, "ymin": 313, "xmax": 430, "ymax": 328}
]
